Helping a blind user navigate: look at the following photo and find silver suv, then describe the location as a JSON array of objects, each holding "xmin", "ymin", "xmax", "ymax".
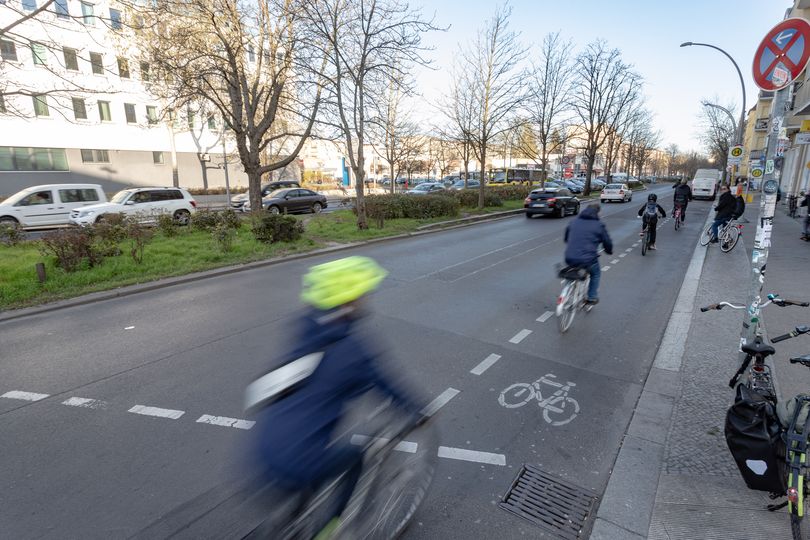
[{"xmin": 69, "ymin": 187, "xmax": 197, "ymax": 226}]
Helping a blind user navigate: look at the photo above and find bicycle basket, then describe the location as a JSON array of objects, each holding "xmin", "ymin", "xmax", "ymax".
[
  {"xmin": 725, "ymin": 384, "xmax": 787, "ymax": 493},
  {"xmin": 557, "ymin": 265, "xmax": 589, "ymax": 281}
]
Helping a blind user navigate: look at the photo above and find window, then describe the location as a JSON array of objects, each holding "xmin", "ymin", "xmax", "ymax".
[
  {"xmin": 59, "ymin": 188, "xmax": 99, "ymax": 203},
  {"xmin": 63, "ymin": 47, "xmax": 79, "ymax": 71},
  {"xmin": 80, "ymin": 149, "xmax": 110, "ymax": 163},
  {"xmin": 19, "ymin": 191, "xmax": 53, "ymax": 205},
  {"xmin": 248, "ymin": 44, "xmax": 255, "ymax": 62},
  {"xmin": 31, "ymin": 43, "xmax": 47, "ymax": 65},
  {"xmin": 54, "ymin": 0, "xmax": 69, "ymax": 19},
  {"xmin": 109, "ymin": 8, "xmax": 122, "ymax": 30},
  {"xmin": 32, "ymin": 95, "xmax": 49, "ymax": 117},
  {"xmin": 72, "ymin": 97, "xmax": 87, "ymax": 120},
  {"xmin": 152, "ymin": 151, "xmax": 164, "ymax": 164},
  {"xmin": 22, "ymin": 0, "xmax": 36, "ymax": 11},
  {"xmin": 207, "ymin": 114, "xmax": 216, "ymax": 129},
  {"xmin": 146, "ymin": 105, "xmax": 157, "ymax": 125},
  {"xmin": 124, "ymin": 103, "xmax": 136, "ymax": 123},
  {"xmin": 81, "ymin": 1, "xmax": 94, "ymax": 25},
  {"xmin": 0, "ymin": 147, "xmax": 69, "ymax": 171},
  {"xmin": 90, "ymin": 52, "xmax": 103, "ymax": 74},
  {"xmin": 139, "ymin": 61, "xmax": 150, "ymax": 81},
  {"xmin": 117, "ymin": 57, "xmax": 129, "ymax": 78},
  {"xmin": 0, "ymin": 39, "xmax": 17, "ymax": 61},
  {"xmin": 98, "ymin": 100, "xmax": 111, "ymax": 121},
  {"xmin": 131, "ymin": 191, "xmax": 152, "ymax": 203}
]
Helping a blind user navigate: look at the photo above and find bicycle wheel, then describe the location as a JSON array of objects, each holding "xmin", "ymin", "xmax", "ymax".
[
  {"xmin": 720, "ymin": 226, "xmax": 740, "ymax": 253},
  {"xmin": 557, "ymin": 282, "xmax": 577, "ymax": 333},
  {"xmin": 542, "ymin": 396, "xmax": 581, "ymax": 426},
  {"xmin": 674, "ymin": 211, "xmax": 681, "ymax": 231},
  {"xmin": 641, "ymin": 229, "xmax": 649, "ymax": 256},
  {"xmin": 499, "ymin": 383, "xmax": 536, "ymax": 408},
  {"xmin": 791, "ymin": 493, "xmax": 810, "ymax": 540},
  {"xmin": 699, "ymin": 226, "xmax": 713, "ymax": 246}
]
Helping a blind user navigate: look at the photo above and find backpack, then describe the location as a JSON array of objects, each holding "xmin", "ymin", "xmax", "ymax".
[
  {"xmin": 734, "ymin": 196, "xmax": 746, "ymax": 218},
  {"xmin": 725, "ymin": 384, "xmax": 786, "ymax": 493},
  {"xmin": 644, "ymin": 202, "xmax": 658, "ymax": 217}
]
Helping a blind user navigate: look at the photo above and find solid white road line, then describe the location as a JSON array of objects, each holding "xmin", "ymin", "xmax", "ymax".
[
  {"xmin": 470, "ymin": 354, "xmax": 502, "ymax": 375},
  {"xmin": 1, "ymin": 391, "xmax": 49, "ymax": 402},
  {"xmin": 611, "ymin": 259, "xmax": 620, "ymax": 264},
  {"xmin": 350, "ymin": 434, "xmax": 418, "ymax": 453},
  {"xmin": 128, "ymin": 405, "xmax": 185, "ymax": 420},
  {"xmin": 536, "ymin": 311, "xmax": 554, "ymax": 323},
  {"xmin": 62, "ymin": 397, "xmax": 106, "ymax": 409},
  {"xmin": 422, "ymin": 387, "xmax": 460, "ymax": 416},
  {"xmin": 508, "ymin": 329, "xmax": 532, "ymax": 344},
  {"xmin": 196, "ymin": 414, "xmax": 255, "ymax": 430},
  {"xmin": 438, "ymin": 446, "xmax": 506, "ymax": 466}
]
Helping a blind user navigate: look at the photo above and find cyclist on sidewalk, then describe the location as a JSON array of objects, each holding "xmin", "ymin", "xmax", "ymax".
[
  {"xmin": 710, "ymin": 184, "xmax": 737, "ymax": 243},
  {"xmin": 251, "ymin": 256, "xmax": 425, "ymax": 536},
  {"xmin": 637, "ymin": 193, "xmax": 666, "ymax": 250},
  {"xmin": 672, "ymin": 180, "xmax": 693, "ymax": 222},
  {"xmin": 564, "ymin": 204, "xmax": 613, "ymax": 305}
]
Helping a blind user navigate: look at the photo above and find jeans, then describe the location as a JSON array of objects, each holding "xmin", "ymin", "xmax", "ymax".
[
  {"xmin": 711, "ymin": 217, "xmax": 731, "ymax": 240},
  {"xmin": 803, "ymin": 216, "xmax": 810, "ymax": 236},
  {"xmin": 642, "ymin": 215, "xmax": 658, "ymax": 245},
  {"xmin": 586, "ymin": 260, "xmax": 601, "ymax": 301}
]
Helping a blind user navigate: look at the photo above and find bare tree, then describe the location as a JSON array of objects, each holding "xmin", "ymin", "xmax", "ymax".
[
  {"xmin": 571, "ymin": 40, "xmax": 641, "ymax": 195},
  {"xmin": 665, "ymin": 143, "xmax": 679, "ymax": 176},
  {"xmin": 525, "ymin": 31, "xmax": 572, "ymax": 184},
  {"xmin": 459, "ymin": 4, "xmax": 528, "ymax": 207},
  {"xmin": 300, "ymin": 0, "xmax": 439, "ymax": 229},
  {"xmin": 440, "ymin": 60, "xmax": 477, "ymax": 187},
  {"xmin": 699, "ymin": 98, "xmax": 736, "ymax": 173},
  {"xmin": 369, "ymin": 79, "xmax": 421, "ymax": 193},
  {"xmin": 126, "ymin": 0, "xmax": 323, "ymax": 210},
  {"xmin": 432, "ymin": 136, "xmax": 459, "ymax": 178}
]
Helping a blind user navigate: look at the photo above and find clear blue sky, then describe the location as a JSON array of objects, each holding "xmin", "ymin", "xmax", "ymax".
[{"xmin": 413, "ymin": 0, "xmax": 787, "ymax": 153}]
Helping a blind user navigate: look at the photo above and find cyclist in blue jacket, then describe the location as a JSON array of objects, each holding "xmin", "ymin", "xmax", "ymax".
[
  {"xmin": 564, "ymin": 204, "xmax": 613, "ymax": 305},
  {"xmin": 252, "ymin": 256, "xmax": 425, "ymax": 536}
]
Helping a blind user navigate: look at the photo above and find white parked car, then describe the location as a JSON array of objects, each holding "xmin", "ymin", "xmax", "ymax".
[
  {"xmin": 0, "ymin": 184, "xmax": 107, "ymax": 228},
  {"xmin": 600, "ymin": 183, "xmax": 633, "ymax": 203},
  {"xmin": 69, "ymin": 187, "xmax": 197, "ymax": 226}
]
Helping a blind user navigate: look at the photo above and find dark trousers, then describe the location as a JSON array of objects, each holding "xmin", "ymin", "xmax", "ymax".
[
  {"xmin": 642, "ymin": 215, "xmax": 658, "ymax": 244},
  {"xmin": 673, "ymin": 202, "xmax": 687, "ymax": 220}
]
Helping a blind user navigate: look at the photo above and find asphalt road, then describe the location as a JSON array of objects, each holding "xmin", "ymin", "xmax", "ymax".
[{"xmin": 0, "ymin": 184, "xmax": 710, "ymax": 539}]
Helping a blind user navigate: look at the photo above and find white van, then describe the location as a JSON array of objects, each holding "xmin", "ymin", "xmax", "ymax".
[
  {"xmin": 691, "ymin": 169, "xmax": 722, "ymax": 200},
  {"xmin": 0, "ymin": 184, "xmax": 107, "ymax": 228}
]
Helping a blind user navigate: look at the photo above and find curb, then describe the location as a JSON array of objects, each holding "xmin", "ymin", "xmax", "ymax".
[
  {"xmin": 0, "ymin": 209, "xmax": 522, "ymax": 323},
  {"xmin": 589, "ymin": 207, "xmax": 714, "ymax": 539}
]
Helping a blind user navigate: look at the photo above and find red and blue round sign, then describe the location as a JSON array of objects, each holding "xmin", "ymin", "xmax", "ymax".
[{"xmin": 753, "ymin": 18, "xmax": 810, "ymax": 91}]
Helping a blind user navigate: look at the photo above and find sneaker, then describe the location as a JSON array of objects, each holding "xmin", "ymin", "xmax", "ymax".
[
  {"xmin": 585, "ymin": 298, "xmax": 599, "ymax": 305},
  {"xmin": 710, "ymin": 238, "xmax": 719, "ymax": 244},
  {"xmin": 649, "ymin": 244, "xmax": 657, "ymax": 250}
]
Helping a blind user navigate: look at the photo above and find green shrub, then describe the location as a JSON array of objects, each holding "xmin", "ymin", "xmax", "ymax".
[
  {"xmin": 125, "ymin": 220, "xmax": 154, "ymax": 264},
  {"xmin": 490, "ymin": 185, "xmax": 533, "ymax": 201},
  {"xmin": 92, "ymin": 215, "xmax": 128, "ymax": 256},
  {"xmin": 0, "ymin": 223, "xmax": 26, "ymax": 246},
  {"xmin": 251, "ymin": 214, "xmax": 304, "ymax": 244},
  {"xmin": 190, "ymin": 209, "xmax": 222, "ymax": 231},
  {"xmin": 40, "ymin": 228, "xmax": 103, "ymax": 272},
  {"xmin": 219, "ymin": 208, "xmax": 242, "ymax": 229},
  {"xmin": 212, "ymin": 222, "xmax": 235, "ymax": 252},
  {"xmin": 361, "ymin": 194, "xmax": 460, "ymax": 226},
  {"xmin": 441, "ymin": 189, "xmax": 503, "ymax": 208},
  {"xmin": 157, "ymin": 214, "xmax": 179, "ymax": 237}
]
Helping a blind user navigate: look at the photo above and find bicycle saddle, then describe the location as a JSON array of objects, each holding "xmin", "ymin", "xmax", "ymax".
[
  {"xmin": 742, "ymin": 338, "xmax": 776, "ymax": 357},
  {"xmin": 558, "ymin": 266, "xmax": 589, "ymax": 281}
]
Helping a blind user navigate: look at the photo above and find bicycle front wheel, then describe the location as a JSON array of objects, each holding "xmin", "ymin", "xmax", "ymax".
[
  {"xmin": 791, "ymin": 494, "xmax": 810, "ymax": 540},
  {"xmin": 641, "ymin": 230, "xmax": 649, "ymax": 256},
  {"xmin": 720, "ymin": 226, "xmax": 740, "ymax": 253},
  {"xmin": 699, "ymin": 226, "xmax": 712, "ymax": 246}
]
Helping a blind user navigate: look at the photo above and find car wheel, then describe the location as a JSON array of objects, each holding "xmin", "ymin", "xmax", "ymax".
[
  {"xmin": 557, "ymin": 207, "xmax": 564, "ymax": 218},
  {"xmin": 0, "ymin": 216, "xmax": 19, "ymax": 226},
  {"xmin": 573, "ymin": 203, "xmax": 580, "ymax": 215},
  {"xmin": 525, "ymin": 212, "xmax": 533, "ymax": 219},
  {"xmin": 268, "ymin": 205, "xmax": 281, "ymax": 215},
  {"xmin": 311, "ymin": 202, "xmax": 323, "ymax": 214},
  {"xmin": 173, "ymin": 209, "xmax": 191, "ymax": 226},
  {"xmin": 95, "ymin": 215, "xmax": 106, "ymax": 224}
]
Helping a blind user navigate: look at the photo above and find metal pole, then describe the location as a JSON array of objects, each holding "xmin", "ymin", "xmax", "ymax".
[{"xmin": 222, "ymin": 139, "xmax": 231, "ymax": 207}]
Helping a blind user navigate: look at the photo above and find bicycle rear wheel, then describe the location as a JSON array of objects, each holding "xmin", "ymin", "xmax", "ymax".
[
  {"xmin": 557, "ymin": 282, "xmax": 577, "ymax": 333},
  {"xmin": 720, "ymin": 226, "xmax": 740, "ymax": 253},
  {"xmin": 699, "ymin": 226, "xmax": 712, "ymax": 246},
  {"xmin": 674, "ymin": 209, "xmax": 681, "ymax": 231},
  {"xmin": 641, "ymin": 229, "xmax": 649, "ymax": 256}
]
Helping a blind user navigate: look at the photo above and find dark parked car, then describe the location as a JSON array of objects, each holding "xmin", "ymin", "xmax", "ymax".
[
  {"xmin": 450, "ymin": 180, "xmax": 481, "ymax": 190},
  {"xmin": 563, "ymin": 180, "xmax": 583, "ymax": 194},
  {"xmin": 231, "ymin": 180, "xmax": 301, "ymax": 211},
  {"xmin": 524, "ymin": 188, "xmax": 580, "ymax": 219},
  {"xmin": 247, "ymin": 188, "xmax": 328, "ymax": 214},
  {"xmin": 406, "ymin": 183, "xmax": 446, "ymax": 195}
]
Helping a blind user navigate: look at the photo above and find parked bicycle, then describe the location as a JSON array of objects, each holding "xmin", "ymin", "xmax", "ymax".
[
  {"xmin": 555, "ymin": 264, "xmax": 593, "ymax": 333},
  {"xmin": 699, "ymin": 219, "xmax": 743, "ymax": 253},
  {"xmin": 703, "ymin": 295, "xmax": 810, "ymax": 539},
  {"xmin": 498, "ymin": 373, "xmax": 580, "ymax": 426}
]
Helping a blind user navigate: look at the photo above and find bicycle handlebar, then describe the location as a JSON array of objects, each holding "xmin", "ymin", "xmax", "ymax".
[
  {"xmin": 700, "ymin": 294, "xmax": 810, "ymax": 313},
  {"xmin": 700, "ymin": 303, "xmax": 721, "ymax": 312},
  {"xmin": 772, "ymin": 326, "xmax": 810, "ymax": 343}
]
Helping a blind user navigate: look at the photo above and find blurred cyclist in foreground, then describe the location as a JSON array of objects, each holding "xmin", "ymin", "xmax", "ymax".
[{"xmin": 248, "ymin": 256, "xmax": 425, "ymax": 538}]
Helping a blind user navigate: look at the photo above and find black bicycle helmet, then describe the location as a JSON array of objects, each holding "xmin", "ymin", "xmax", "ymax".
[{"xmin": 648, "ymin": 193, "xmax": 657, "ymax": 202}]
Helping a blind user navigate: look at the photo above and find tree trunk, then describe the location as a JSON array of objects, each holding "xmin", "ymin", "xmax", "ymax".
[
  {"xmin": 200, "ymin": 162, "xmax": 209, "ymax": 190},
  {"xmin": 354, "ymin": 168, "xmax": 368, "ymax": 230},
  {"xmin": 248, "ymin": 168, "xmax": 263, "ymax": 212},
  {"xmin": 584, "ymin": 154, "xmax": 595, "ymax": 196},
  {"xmin": 478, "ymin": 149, "xmax": 486, "ymax": 209}
]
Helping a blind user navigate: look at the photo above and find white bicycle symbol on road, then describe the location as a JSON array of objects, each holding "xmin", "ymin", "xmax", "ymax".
[{"xmin": 498, "ymin": 374, "xmax": 580, "ymax": 426}]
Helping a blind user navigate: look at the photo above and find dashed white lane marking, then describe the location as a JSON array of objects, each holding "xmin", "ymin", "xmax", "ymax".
[
  {"xmin": 633, "ymin": 243, "xmax": 640, "ymax": 247},
  {"xmin": 128, "ymin": 405, "xmax": 185, "ymax": 420},
  {"xmin": 470, "ymin": 354, "xmax": 502, "ymax": 375},
  {"xmin": 124, "ymin": 326, "xmax": 135, "ymax": 330},
  {"xmin": 422, "ymin": 387, "xmax": 461, "ymax": 416},
  {"xmin": 536, "ymin": 311, "xmax": 554, "ymax": 323},
  {"xmin": 625, "ymin": 248, "xmax": 633, "ymax": 253},
  {"xmin": 611, "ymin": 259, "xmax": 620, "ymax": 264},
  {"xmin": 619, "ymin": 253, "xmax": 627, "ymax": 258},
  {"xmin": 62, "ymin": 397, "xmax": 106, "ymax": 409},
  {"xmin": 601, "ymin": 266, "xmax": 610, "ymax": 271},
  {"xmin": 1, "ymin": 391, "xmax": 49, "ymax": 402},
  {"xmin": 196, "ymin": 415, "xmax": 255, "ymax": 430},
  {"xmin": 438, "ymin": 446, "xmax": 506, "ymax": 466},
  {"xmin": 350, "ymin": 434, "xmax": 418, "ymax": 453},
  {"xmin": 508, "ymin": 329, "xmax": 532, "ymax": 344}
]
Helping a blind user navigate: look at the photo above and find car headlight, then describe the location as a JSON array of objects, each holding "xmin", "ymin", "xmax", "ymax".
[{"xmin": 79, "ymin": 210, "xmax": 95, "ymax": 217}]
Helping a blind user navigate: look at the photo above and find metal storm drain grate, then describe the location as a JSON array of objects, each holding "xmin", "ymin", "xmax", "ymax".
[{"xmin": 500, "ymin": 464, "xmax": 598, "ymax": 539}]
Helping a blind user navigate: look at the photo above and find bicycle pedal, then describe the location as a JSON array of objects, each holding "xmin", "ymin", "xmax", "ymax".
[{"xmin": 767, "ymin": 501, "xmax": 788, "ymax": 511}]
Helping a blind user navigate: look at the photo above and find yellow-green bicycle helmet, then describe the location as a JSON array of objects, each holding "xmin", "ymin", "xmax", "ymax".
[{"xmin": 301, "ymin": 256, "xmax": 388, "ymax": 310}]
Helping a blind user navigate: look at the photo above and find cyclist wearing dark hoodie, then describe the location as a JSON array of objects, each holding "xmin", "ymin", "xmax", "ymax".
[
  {"xmin": 564, "ymin": 204, "xmax": 613, "ymax": 304},
  {"xmin": 252, "ymin": 257, "xmax": 425, "ymax": 535},
  {"xmin": 638, "ymin": 193, "xmax": 667, "ymax": 250},
  {"xmin": 672, "ymin": 180, "xmax": 693, "ymax": 221}
]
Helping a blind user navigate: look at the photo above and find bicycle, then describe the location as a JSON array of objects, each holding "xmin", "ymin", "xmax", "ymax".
[
  {"xmin": 674, "ymin": 204, "xmax": 683, "ymax": 231},
  {"xmin": 498, "ymin": 373, "xmax": 580, "ymax": 426},
  {"xmin": 699, "ymin": 219, "xmax": 743, "ymax": 253},
  {"xmin": 703, "ymin": 297, "xmax": 810, "ymax": 539},
  {"xmin": 555, "ymin": 264, "xmax": 593, "ymax": 333}
]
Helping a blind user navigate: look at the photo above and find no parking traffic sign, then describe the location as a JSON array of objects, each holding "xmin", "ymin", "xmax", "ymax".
[{"xmin": 753, "ymin": 18, "xmax": 810, "ymax": 91}]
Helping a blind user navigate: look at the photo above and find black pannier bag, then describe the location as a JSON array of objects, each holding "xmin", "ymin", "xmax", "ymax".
[{"xmin": 725, "ymin": 384, "xmax": 787, "ymax": 493}]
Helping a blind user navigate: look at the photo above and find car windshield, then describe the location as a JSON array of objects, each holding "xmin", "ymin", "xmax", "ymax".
[
  {"xmin": 605, "ymin": 184, "xmax": 623, "ymax": 190},
  {"xmin": 110, "ymin": 190, "xmax": 134, "ymax": 204},
  {"xmin": 3, "ymin": 189, "xmax": 35, "ymax": 205}
]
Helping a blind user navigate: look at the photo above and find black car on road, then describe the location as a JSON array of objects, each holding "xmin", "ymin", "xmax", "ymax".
[
  {"xmin": 231, "ymin": 180, "xmax": 301, "ymax": 211},
  {"xmin": 524, "ymin": 188, "xmax": 580, "ymax": 219}
]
